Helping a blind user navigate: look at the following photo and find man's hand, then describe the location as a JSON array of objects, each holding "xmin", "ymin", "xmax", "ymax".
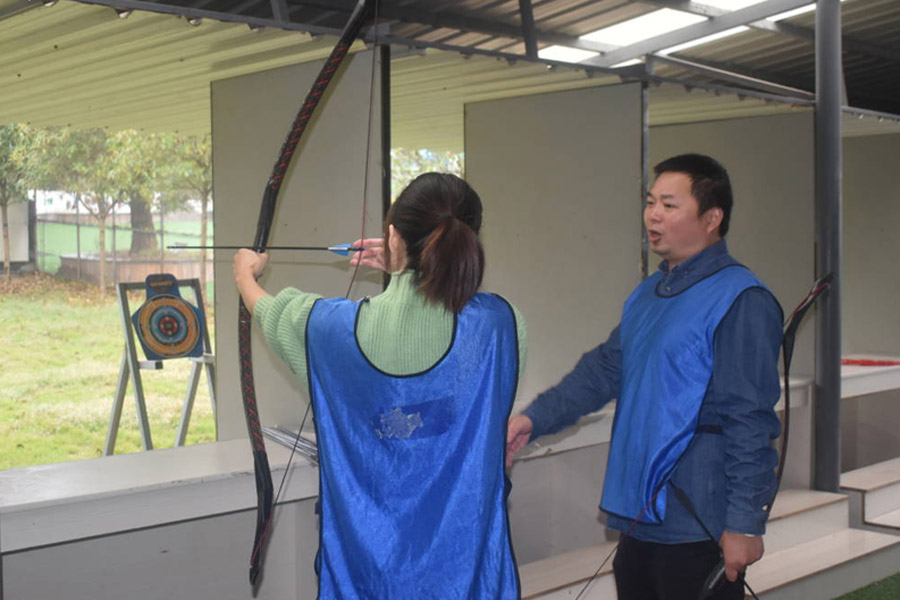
[
  {"xmin": 719, "ymin": 531, "xmax": 764, "ymax": 582},
  {"xmin": 506, "ymin": 415, "xmax": 533, "ymax": 469}
]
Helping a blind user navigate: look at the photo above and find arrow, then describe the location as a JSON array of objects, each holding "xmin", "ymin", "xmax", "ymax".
[{"xmin": 167, "ymin": 244, "xmax": 363, "ymax": 256}]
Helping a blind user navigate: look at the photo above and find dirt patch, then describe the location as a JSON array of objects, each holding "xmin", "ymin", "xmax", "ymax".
[{"xmin": 0, "ymin": 272, "xmax": 113, "ymax": 305}]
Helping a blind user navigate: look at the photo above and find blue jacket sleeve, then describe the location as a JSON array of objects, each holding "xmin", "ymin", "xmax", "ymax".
[
  {"xmin": 522, "ymin": 326, "xmax": 622, "ymax": 440},
  {"xmin": 712, "ymin": 287, "xmax": 783, "ymax": 535}
]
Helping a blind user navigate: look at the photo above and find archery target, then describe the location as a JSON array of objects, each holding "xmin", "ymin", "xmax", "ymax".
[{"xmin": 135, "ymin": 295, "xmax": 201, "ymax": 358}]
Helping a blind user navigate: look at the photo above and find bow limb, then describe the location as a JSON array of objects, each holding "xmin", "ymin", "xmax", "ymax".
[{"xmin": 239, "ymin": 0, "xmax": 374, "ymax": 589}]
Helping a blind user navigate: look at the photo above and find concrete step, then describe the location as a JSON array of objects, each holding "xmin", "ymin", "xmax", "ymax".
[
  {"xmin": 868, "ymin": 506, "xmax": 900, "ymax": 530},
  {"xmin": 841, "ymin": 456, "xmax": 900, "ymax": 524},
  {"xmin": 519, "ymin": 542, "xmax": 616, "ymax": 600},
  {"xmin": 520, "ymin": 490, "xmax": 888, "ymax": 600},
  {"xmin": 746, "ymin": 528, "xmax": 900, "ymax": 599},
  {"xmin": 764, "ymin": 488, "xmax": 848, "ymax": 553},
  {"xmin": 520, "ymin": 528, "xmax": 900, "ymax": 600}
]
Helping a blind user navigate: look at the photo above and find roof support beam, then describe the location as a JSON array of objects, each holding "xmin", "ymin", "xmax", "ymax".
[
  {"xmin": 57, "ymin": 0, "xmax": 349, "ymax": 36},
  {"xmin": 288, "ymin": 0, "xmax": 616, "ymax": 52},
  {"xmin": 647, "ymin": 0, "xmax": 900, "ymax": 65},
  {"xmin": 71, "ymin": 0, "xmax": 618, "ymax": 53},
  {"xmin": 648, "ymin": 53, "xmax": 815, "ymax": 99},
  {"xmin": 270, "ymin": 0, "xmax": 289, "ymax": 22},
  {"xmin": 0, "ymin": 0, "xmax": 42, "ymax": 22},
  {"xmin": 585, "ymin": 0, "xmax": 815, "ymax": 67},
  {"xmin": 518, "ymin": 0, "xmax": 538, "ymax": 59}
]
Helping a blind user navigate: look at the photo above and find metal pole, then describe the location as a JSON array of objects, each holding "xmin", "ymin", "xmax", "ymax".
[
  {"xmin": 640, "ymin": 81, "xmax": 650, "ymax": 279},
  {"xmin": 380, "ymin": 43, "xmax": 392, "ymax": 292},
  {"xmin": 814, "ymin": 0, "xmax": 842, "ymax": 493},
  {"xmin": 28, "ymin": 192, "xmax": 36, "ymax": 271},
  {"xmin": 75, "ymin": 194, "xmax": 82, "ymax": 281},
  {"xmin": 381, "ymin": 43, "xmax": 391, "ymax": 221},
  {"xmin": 518, "ymin": 0, "xmax": 538, "ymax": 59},
  {"xmin": 159, "ymin": 203, "xmax": 165, "ymax": 273},
  {"xmin": 111, "ymin": 203, "xmax": 118, "ymax": 284}
]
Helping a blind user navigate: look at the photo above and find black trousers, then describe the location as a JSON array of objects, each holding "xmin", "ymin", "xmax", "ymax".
[{"xmin": 612, "ymin": 535, "xmax": 744, "ymax": 600}]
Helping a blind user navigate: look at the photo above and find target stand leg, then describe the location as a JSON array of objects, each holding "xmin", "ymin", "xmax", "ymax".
[
  {"xmin": 204, "ymin": 355, "xmax": 217, "ymax": 423},
  {"xmin": 175, "ymin": 354, "xmax": 216, "ymax": 447},
  {"xmin": 176, "ymin": 360, "xmax": 202, "ymax": 446},
  {"xmin": 104, "ymin": 353, "xmax": 129, "ymax": 456}
]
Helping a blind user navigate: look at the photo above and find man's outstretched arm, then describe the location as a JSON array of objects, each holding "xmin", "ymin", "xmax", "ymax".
[{"xmin": 507, "ymin": 326, "xmax": 623, "ymax": 466}]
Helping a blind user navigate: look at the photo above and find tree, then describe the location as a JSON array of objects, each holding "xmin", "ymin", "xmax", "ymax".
[
  {"xmin": 164, "ymin": 134, "xmax": 212, "ymax": 308},
  {"xmin": 108, "ymin": 130, "xmax": 201, "ymax": 257},
  {"xmin": 390, "ymin": 148, "xmax": 464, "ymax": 199},
  {"xmin": 118, "ymin": 131, "xmax": 161, "ymax": 255},
  {"xmin": 28, "ymin": 127, "xmax": 124, "ymax": 296},
  {"xmin": 0, "ymin": 124, "xmax": 31, "ymax": 283}
]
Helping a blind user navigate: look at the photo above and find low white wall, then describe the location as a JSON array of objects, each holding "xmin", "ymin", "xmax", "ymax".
[{"xmin": 0, "ymin": 441, "xmax": 321, "ymax": 600}]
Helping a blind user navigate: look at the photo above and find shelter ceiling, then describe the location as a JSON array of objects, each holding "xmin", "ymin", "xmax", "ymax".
[{"xmin": 0, "ymin": 0, "xmax": 897, "ymax": 151}]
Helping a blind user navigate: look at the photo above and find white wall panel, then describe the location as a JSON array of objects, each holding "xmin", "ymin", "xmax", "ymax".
[
  {"xmin": 843, "ymin": 133, "xmax": 900, "ymax": 356},
  {"xmin": 212, "ymin": 52, "xmax": 383, "ymax": 440},
  {"xmin": 465, "ymin": 83, "xmax": 643, "ymax": 561},
  {"xmin": 466, "ymin": 83, "xmax": 644, "ymax": 408}
]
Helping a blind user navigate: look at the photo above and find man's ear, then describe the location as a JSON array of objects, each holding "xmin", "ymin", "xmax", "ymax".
[{"xmin": 705, "ymin": 207, "xmax": 723, "ymax": 234}]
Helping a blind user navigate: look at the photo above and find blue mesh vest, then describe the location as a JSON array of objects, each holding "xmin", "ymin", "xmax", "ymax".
[
  {"xmin": 305, "ymin": 293, "xmax": 520, "ymax": 600},
  {"xmin": 600, "ymin": 265, "xmax": 767, "ymax": 524}
]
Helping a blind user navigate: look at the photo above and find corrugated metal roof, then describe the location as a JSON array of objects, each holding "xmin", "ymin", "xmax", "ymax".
[
  {"xmin": 0, "ymin": 0, "xmax": 897, "ymax": 151},
  {"xmin": 0, "ymin": 1, "xmax": 345, "ymax": 135}
]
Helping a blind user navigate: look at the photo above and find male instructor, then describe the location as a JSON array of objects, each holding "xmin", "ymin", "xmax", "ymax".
[{"xmin": 507, "ymin": 154, "xmax": 782, "ymax": 599}]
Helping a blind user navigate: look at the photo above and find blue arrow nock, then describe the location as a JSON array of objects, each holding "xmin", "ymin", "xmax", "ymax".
[{"xmin": 327, "ymin": 244, "xmax": 363, "ymax": 256}]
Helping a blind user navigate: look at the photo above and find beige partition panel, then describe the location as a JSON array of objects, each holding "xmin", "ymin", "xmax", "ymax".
[
  {"xmin": 465, "ymin": 83, "xmax": 643, "ymax": 407},
  {"xmin": 651, "ymin": 111, "xmax": 816, "ymax": 488},
  {"xmin": 841, "ymin": 133, "xmax": 900, "ymax": 471},
  {"xmin": 649, "ymin": 113, "xmax": 815, "ymax": 371},
  {"xmin": 212, "ymin": 52, "xmax": 383, "ymax": 440},
  {"xmin": 843, "ymin": 133, "xmax": 900, "ymax": 355},
  {"xmin": 465, "ymin": 83, "xmax": 643, "ymax": 561}
]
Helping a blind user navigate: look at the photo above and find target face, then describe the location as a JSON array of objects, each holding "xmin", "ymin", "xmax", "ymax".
[{"xmin": 135, "ymin": 295, "xmax": 200, "ymax": 358}]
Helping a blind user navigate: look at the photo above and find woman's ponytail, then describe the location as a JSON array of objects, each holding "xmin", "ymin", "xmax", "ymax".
[
  {"xmin": 387, "ymin": 173, "xmax": 486, "ymax": 313},
  {"xmin": 418, "ymin": 217, "xmax": 484, "ymax": 313}
]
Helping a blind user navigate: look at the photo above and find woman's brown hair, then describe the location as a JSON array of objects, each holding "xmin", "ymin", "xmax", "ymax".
[{"xmin": 385, "ymin": 173, "xmax": 485, "ymax": 313}]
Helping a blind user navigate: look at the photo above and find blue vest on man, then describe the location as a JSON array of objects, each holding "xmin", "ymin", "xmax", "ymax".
[
  {"xmin": 600, "ymin": 264, "xmax": 767, "ymax": 524},
  {"xmin": 306, "ymin": 293, "xmax": 520, "ymax": 600}
]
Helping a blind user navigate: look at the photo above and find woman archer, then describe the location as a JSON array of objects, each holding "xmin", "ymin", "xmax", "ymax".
[{"xmin": 233, "ymin": 172, "xmax": 526, "ymax": 599}]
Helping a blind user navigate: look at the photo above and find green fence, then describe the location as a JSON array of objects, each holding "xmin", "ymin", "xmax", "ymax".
[{"xmin": 36, "ymin": 214, "xmax": 215, "ymax": 300}]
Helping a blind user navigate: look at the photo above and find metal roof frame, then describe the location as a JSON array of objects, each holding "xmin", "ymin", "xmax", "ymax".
[
  {"xmin": 38, "ymin": 0, "xmax": 895, "ymax": 115},
  {"xmin": 1, "ymin": 0, "xmax": 897, "ymax": 145}
]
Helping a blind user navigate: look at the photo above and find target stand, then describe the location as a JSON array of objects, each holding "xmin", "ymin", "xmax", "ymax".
[{"xmin": 104, "ymin": 274, "xmax": 216, "ymax": 456}]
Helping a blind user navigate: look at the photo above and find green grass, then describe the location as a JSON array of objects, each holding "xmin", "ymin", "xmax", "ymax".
[
  {"xmin": 838, "ymin": 573, "xmax": 900, "ymax": 599},
  {"xmin": 0, "ymin": 273, "xmax": 216, "ymax": 470}
]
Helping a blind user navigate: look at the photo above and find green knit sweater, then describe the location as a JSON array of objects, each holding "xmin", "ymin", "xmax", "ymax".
[{"xmin": 254, "ymin": 270, "xmax": 527, "ymax": 386}]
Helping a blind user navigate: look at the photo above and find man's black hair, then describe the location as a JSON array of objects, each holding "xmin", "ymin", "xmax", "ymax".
[{"xmin": 653, "ymin": 154, "xmax": 733, "ymax": 237}]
